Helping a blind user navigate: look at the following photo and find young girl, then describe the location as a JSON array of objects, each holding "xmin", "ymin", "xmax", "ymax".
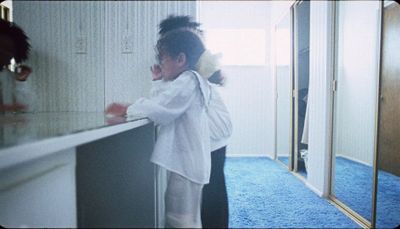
[
  {"xmin": 106, "ymin": 29, "xmax": 210, "ymax": 228},
  {"xmin": 158, "ymin": 15, "xmax": 232, "ymax": 228}
]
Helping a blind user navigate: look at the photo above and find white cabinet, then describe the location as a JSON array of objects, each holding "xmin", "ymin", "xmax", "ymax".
[
  {"xmin": 0, "ymin": 148, "xmax": 76, "ymax": 228},
  {"xmin": 0, "ymin": 113, "xmax": 156, "ymax": 228}
]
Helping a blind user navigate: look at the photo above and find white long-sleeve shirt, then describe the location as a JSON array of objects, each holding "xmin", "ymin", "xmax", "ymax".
[
  {"xmin": 207, "ymin": 85, "xmax": 232, "ymax": 151},
  {"xmin": 127, "ymin": 70, "xmax": 211, "ymax": 184},
  {"xmin": 149, "ymin": 77, "xmax": 232, "ymax": 152}
]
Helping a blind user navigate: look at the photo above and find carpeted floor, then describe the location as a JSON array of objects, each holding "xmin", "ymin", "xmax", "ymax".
[
  {"xmin": 334, "ymin": 156, "xmax": 400, "ymax": 228},
  {"xmin": 225, "ymin": 157, "xmax": 359, "ymax": 228},
  {"xmin": 278, "ymin": 156, "xmax": 307, "ymax": 178},
  {"xmin": 334, "ymin": 157, "xmax": 374, "ymax": 221}
]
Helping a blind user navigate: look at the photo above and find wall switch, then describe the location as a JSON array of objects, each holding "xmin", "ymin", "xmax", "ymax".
[
  {"xmin": 121, "ymin": 34, "xmax": 133, "ymax": 54},
  {"xmin": 75, "ymin": 36, "xmax": 87, "ymax": 54}
]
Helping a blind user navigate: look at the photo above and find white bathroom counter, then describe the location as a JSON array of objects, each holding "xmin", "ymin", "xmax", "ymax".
[
  {"xmin": 0, "ymin": 112, "xmax": 150, "ymax": 170},
  {"xmin": 0, "ymin": 112, "xmax": 157, "ymax": 228}
]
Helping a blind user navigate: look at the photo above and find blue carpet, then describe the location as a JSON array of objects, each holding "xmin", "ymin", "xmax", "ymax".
[
  {"xmin": 278, "ymin": 156, "xmax": 308, "ymax": 178},
  {"xmin": 225, "ymin": 157, "xmax": 359, "ymax": 228},
  {"xmin": 278, "ymin": 156, "xmax": 289, "ymax": 167},
  {"xmin": 334, "ymin": 156, "xmax": 400, "ymax": 228},
  {"xmin": 376, "ymin": 169, "xmax": 400, "ymax": 228},
  {"xmin": 334, "ymin": 157, "xmax": 373, "ymax": 221}
]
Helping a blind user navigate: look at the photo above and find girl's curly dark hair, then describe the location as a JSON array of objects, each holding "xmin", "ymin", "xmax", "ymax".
[
  {"xmin": 156, "ymin": 29, "xmax": 205, "ymax": 70},
  {"xmin": 157, "ymin": 15, "xmax": 224, "ymax": 85},
  {"xmin": 158, "ymin": 15, "xmax": 203, "ymax": 37},
  {"xmin": 0, "ymin": 19, "xmax": 31, "ymax": 63}
]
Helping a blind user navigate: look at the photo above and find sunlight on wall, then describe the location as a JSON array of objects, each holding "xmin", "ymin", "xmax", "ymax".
[
  {"xmin": 204, "ymin": 29, "xmax": 266, "ymax": 66},
  {"xmin": 275, "ymin": 28, "xmax": 290, "ymax": 66}
]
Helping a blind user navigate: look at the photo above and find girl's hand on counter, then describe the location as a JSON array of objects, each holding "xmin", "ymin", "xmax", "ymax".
[{"xmin": 105, "ymin": 103, "xmax": 129, "ymax": 117}]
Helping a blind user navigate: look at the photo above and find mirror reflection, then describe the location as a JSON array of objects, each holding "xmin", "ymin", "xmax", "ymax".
[
  {"xmin": 293, "ymin": 1, "xmax": 310, "ymax": 178},
  {"xmin": 376, "ymin": 2, "xmax": 400, "ymax": 228},
  {"xmin": 275, "ymin": 11, "xmax": 292, "ymax": 168},
  {"xmin": 331, "ymin": 0, "xmax": 381, "ymax": 223}
]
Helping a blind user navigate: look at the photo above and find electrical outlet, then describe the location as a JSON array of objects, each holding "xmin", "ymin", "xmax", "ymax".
[
  {"xmin": 75, "ymin": 36, "xmax": 87, "ymax": 54},
  {"xmin": 121, "ymin": 34, "xmax": 133, "ymax": 54}
]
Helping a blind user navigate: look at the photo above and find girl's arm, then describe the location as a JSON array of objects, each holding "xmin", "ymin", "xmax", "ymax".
[{"xmin": 127, "ymin": 71, "xmax": 198, "ymax": 126}]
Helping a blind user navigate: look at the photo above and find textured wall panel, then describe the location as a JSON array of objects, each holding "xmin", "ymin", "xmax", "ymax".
[
  {"xmin": 12, "ymin": 1, "xmax": 196, "ymax": 112},
  {"xmin": 104, "ymin": 1, "xmax": 196, "ymax": 107},
  {"xmin": 218, "ymin": 66, "xmax": 274, "ymax": 156},
  {"xmin": 13, "ymin": 1, "xmax": 106, "ymax": 112},
  {"xmin": 307, "ymin": 1, "xmax": 335, "ymax": 196},
  {"xmin": 199, "ymin": 2, "xmax": 274, "ymax": 157}
]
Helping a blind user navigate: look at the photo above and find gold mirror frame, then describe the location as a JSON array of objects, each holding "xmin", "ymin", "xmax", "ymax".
[{"xmin": 329, "ymin": 1, "xmax": 384, "ymax": 228}]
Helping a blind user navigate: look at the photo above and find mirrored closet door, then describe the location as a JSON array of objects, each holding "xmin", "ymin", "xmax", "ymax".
[
  {"xmin": 330, "ymin": 0, "xmax": 381, "ymax": 226},
  {"xmin": 275, "ymin": 10, "xmax": 293, "ymax": 169},
  {"xmin": 293, "ymin": 0, "xmax": 310, "ymax": 178},
  {"xmin": 375, "ymin": 1, "xmax": 400, "ymax": 228}
]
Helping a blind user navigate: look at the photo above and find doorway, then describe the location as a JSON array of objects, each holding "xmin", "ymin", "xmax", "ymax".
[{"xmin": 293, "ymin": 0, "xmax": 310, "ymax": 178}]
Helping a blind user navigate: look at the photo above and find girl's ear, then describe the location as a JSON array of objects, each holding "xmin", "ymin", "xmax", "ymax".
[{"xmin": 176, "ymin": 52, "xmax": 187, "ymax": 67}]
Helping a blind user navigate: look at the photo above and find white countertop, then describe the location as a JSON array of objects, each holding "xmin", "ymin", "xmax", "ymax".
[{"xmin": 0, "ymin": 112, "xmax": 151, "ymax": 170}]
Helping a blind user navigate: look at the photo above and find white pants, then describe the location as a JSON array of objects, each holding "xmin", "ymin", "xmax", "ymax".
[{"xmin": 165, "ymin": 172, "xmax": 204, "ymax": 228}]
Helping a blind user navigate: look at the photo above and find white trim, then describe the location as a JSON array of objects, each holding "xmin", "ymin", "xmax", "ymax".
[
  {"xmin": 384, "ymin": 0, "xmax": 397, "ymax": 7},
  {"xmin": 323, "ymin": 0, "xmax": 336, "ymax": 200},
  {"xmin": 0, "ymin": 0, "xmax": 12, "ymax": 21},
  {"xmin": 226, "ymin": 154, "xmax": 271, "ymax": 158},
  {"xmin": 0, "ymin": 119, "xmax": 151, "ymax": 171},
  {"xmin": 277, "ymin": 153, "xmax": 290, "ymax": 157},
  {"xmin": 305, "ymin": 181, "xmax": 324, "ymax": 197},
  {"xmin": 273, "ymin": 1, "xmax": 296, "ymax": 26},
  {"xmin": 336, "ymin": 154, "xmax": 372, "ymax": 167}
]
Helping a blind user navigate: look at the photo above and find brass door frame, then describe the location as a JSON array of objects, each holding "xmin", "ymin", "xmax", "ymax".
[
  {"xmin": 274, "ymin": 6, "xmax": 295, "ymax": 171},
  {"xmin": 292, "ymin": 1, "xmax": 300, "ymax": 174},
  {"xmin": 372, "ymin": 1, "xmax": 398, "ymax": 227},
  {"xmin": 289, "ymin": 4, "xmax": 295, "ymax": 172},
  {"xmin": 292, "ymin": 0, "xmax": 310, "ymax": 175},
  {"xmin": 328, "ymin": 1, "xmax": 384, "ymax": 228}
]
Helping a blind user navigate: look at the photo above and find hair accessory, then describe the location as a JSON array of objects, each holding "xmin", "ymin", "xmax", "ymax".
[{"xmin": 196, "ymin": 50, "xmax": 222, "ymax": 79}]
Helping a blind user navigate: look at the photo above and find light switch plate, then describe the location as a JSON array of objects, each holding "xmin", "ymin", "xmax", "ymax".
[
  {"xmin": 121, "ymin": 34, "xmax": 133, "ymax": 54},
  {"xmin": 75, "ymin": 36, "xmax": 87, "ymax": 54}
]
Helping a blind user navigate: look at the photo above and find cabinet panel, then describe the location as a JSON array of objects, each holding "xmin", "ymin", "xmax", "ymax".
[
  {"xmin": 76, "ymin": 123, "xmax": 155, "ymax": 228},
  {"xmin": 0, "ymin": 148, "xmax": 76, "ymax": 228}
]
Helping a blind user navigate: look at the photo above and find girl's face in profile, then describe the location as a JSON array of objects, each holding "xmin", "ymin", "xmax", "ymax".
[{"xmin": 158, "ymin": 52, "xmax": 186, "ymax": 81}]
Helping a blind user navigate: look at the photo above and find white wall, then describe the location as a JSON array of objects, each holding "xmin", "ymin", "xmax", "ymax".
[
  {"xmin": 307, "ymin": 1, "xmax": 335, "ymax": 197},
  {"xmin": 270, "ymin": 1, "xmax": 295, "ymax": 160},
  {"xmin": 198, "ymin": 1, "xmax": 274, "ymax": 157},
  {"xmin": 13, "ymin": 1, "xmax": 196, "ymax": 112}
]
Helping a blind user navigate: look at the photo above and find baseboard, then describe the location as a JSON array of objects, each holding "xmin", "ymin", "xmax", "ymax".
[
  {"xmin": 336, "ymin": 154, "xmax": 372, "ymax": 167},
  {"xmin": 226, "ymin": 154, "xmax": 272, "ymax": 159},
  {"xmin": 305, "ymin": 181, "xmax": 324, "ymax": 197}
]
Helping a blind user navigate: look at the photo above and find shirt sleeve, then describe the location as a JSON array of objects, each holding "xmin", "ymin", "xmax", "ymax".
[
  {"xmin": 149, "ymin": 79, "xmax": 169, "ymax": 98},
  {"xmin": 127, "ymin": 71, "xmax": 198, "ymax": 126},
  {"xmin": 207, "ymin": 86, "xmax": 233, "ymax": 140}
]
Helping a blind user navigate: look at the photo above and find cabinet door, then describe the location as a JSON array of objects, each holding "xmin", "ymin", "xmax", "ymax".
[
  {"xmin": 76, "ymin": 123, "xmax": 156, "ymax": 228},
  {"xmin": 0, "ymin": 148, "xmax": 76, "ymax": 228}
]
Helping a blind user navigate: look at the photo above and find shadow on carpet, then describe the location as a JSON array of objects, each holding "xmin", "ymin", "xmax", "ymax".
[{"xmin": 225, "ymin": 157, "xmax": 359, "ymax": 228}]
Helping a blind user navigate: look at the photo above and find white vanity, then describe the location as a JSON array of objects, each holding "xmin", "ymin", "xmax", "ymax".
[{"xmin": 0, "ymin": 112, "xmax": 157, "ymax": 228}]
